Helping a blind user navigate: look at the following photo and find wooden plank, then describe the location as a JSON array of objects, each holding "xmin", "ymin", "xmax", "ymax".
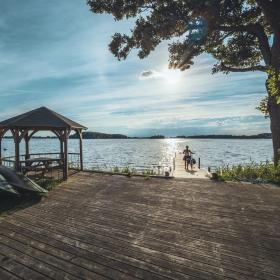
[
  {"xmin": 0, "ymin": 242, "xmax": 79, "ymax": 280},
  {"xmin": 14, "ymin": 207, "xmax": 280, "ymax": 262},
  {"xmin": 0, "ymin": 172, "xmax": 280, "ymax": 280},
  {"xmin": 0, "ymin": 234, "xmax": 113, "ymax": 280},
  {"xmin": 23, "ymin": 195, "xmax": 280, "ymax": 238},
  {"xmin": 16, "ymin": 208, "xmax": 280, "ymax": 270},
  {"xmin": 0, "ymin": 228, "xmax": 168, "ymax": 280},
  {"xmin": 4, "ymin": 215, "xmax": 274, "ymax": 280},
  {"xmin": 6, "ymin": 214, "xmax": 280, "ymax": 280},
  {"xmin": 20, "ymin": 197, "xmax": 280, "ymax": 256},
  {"xmin": 0, "ymin": 267, "xmax": 22, "ymax": 280},
  {"xmin": 0, "ymin": 252, "xmax": 47, "ymax": 280},
  {"xmin": 0, "ymin": 220, "xmax": 213, "ymax": 280}
]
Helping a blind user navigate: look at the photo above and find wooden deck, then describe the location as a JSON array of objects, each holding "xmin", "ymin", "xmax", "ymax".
[
  {"xmin": 173, "ymin": 153, "xmax": 209, "ymax": 179},
  {"xmin": 0, "ymin": 172, "xmax": 280, "ymax": 279}
]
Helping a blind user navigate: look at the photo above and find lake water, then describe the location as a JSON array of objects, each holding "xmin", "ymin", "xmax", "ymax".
[{"xmin": 1, "ymin": 138, "xmax": 273, "ymax": 172}]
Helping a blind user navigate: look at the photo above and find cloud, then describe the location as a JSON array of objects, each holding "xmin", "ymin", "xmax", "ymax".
[
  {"xmin": 139, "ymin": 70, "xmax": 162, "ymax": 80},
  {"xmin": 123, "ymin": 115, "xmax": 270, "ymax": 137},
  {"xmin": 0, "ymin": 1, "xmax": 269, "ymax": 137}
]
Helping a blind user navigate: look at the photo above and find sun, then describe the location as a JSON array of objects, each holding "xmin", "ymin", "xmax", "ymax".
[{"xmin": 162, "ymin": 68, "xmax": 183, "ymax": 85}]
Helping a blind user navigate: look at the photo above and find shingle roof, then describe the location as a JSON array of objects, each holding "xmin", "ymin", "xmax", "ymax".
[{"xmin": 0, "ymin": 107, "xmax": 87, "ymax": 130}]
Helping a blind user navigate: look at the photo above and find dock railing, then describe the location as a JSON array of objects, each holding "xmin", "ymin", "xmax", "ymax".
[{"xmin": 0, "ymin": 152, "xmax": 81, "ymax": 180}]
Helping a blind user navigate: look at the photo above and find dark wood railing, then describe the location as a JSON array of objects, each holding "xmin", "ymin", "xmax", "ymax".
[{"xmin": 0, "ymin": 152, "xmax": 81, "ymax": 180}]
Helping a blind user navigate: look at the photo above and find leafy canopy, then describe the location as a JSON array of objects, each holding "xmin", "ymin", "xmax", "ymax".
[{"xmin": 88, "ymin": 0, "xmax": 280, "ymax": 74}]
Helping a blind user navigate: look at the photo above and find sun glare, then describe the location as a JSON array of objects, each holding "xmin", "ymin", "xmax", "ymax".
[{"xmin": 162, "ymin": 68, "xmax": 183, "ymax": 85}]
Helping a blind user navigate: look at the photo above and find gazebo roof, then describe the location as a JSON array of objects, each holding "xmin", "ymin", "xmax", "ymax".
[{"xmin": 0, "ymin": 106, "xmax": 87, "ymax": 130}]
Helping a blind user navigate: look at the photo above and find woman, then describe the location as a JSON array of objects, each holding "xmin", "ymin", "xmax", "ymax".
[{"xmin": 183, "ymin": 146, "xmax": 195, "ymax": 171}]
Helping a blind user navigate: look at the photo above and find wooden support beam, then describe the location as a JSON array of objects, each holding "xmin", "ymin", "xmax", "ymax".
[
  {"xmin": 60, "ymin": 138, "xmax": 64, "ymax": 160},
  {"xmin": 77, "ymin": 129, "xmax": 83, "ymax": 171},
  {"xmin": 13, "ymin": 129, "xmax": 20, "ymax": 171},
  {"xmin": 0, "ymin": 129, "xmax": 3, "ymax": 160},
  {"xmin": 53, "ymin": 130, "xmax": 64, "ymax": 160},
  {"xmin": 24, "ymin": 133, "xmax": 30, "ymax": 160},
  {"xmin": 0, "ymin": 128, "xmax": 8, "ymax": 160},
  {"xmin": 27, "ymin": 129, "xmax": 39, "ymax": 141},
  {"xmin": 10, "ymin": 128, "xmax": 29, "ymax": 171},
  {"xmin": 19, "ymin": 129, "xmax": 29, "ymax": 142},
  {"xmin": 0, "ymin": 137, "xmax": 2, "ymax": 161},
  {"xmin": 63, "ymin": 129, "xmax": 70, "ymax": 180}
]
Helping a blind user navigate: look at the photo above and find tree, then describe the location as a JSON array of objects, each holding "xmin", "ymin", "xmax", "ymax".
[{"xmin": 87, "ymin": 0, "xmax": 280, "ymax": 164}]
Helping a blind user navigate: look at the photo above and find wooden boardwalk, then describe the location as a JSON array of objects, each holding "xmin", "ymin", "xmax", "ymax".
[
  {"xmin": 173, "ymin": 153, "xmax": 209, "ymax": 179},
  {"xmin": 0, "ymin": 172, "xmax": 280, "ymax": 279}
]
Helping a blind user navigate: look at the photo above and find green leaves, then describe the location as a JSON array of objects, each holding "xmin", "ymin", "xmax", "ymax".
[
  {"xmin": 256, "ymin": 96, "xmax": 269, "ymax": 118},
  {"xmin": 109, "ymin": 33, "xmax": 134, "ymax": 60},
  {"xmin": 88, "ymin": 0, "xmax": 272, "ymax": 73},
  {"xmin": 217, "ymin": 161, "xmax": 280, "ymax": 185},
  {"xmin": 267, "ymin": 68, "xmax": 280, "ymax": 104}
]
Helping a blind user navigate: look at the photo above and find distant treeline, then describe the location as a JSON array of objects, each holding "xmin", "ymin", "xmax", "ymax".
[
  {"xmin": 70, "ymin": 132, "xmax": 128, "ymax": 139},
  {"xmin": 3, "ymin": 132, "xmax": 271, "ymax": 140},
  {"xmin": 70, "ymin": 132, "xmax": 166, "ymax": 139},
  {"xmin": 71, "ymin": 132, "xmax": 271, "ymax": 139},
  {"xmin": 176, "ymin": 133, "xmax": 272, "ymax": 139}
]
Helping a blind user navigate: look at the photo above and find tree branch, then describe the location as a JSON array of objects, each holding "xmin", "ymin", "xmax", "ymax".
[
  {"xmin": 220, "ymin": 63, "xmax": 267, "ymax": 73},
  {"xmin": 255, "ymin": 0, "xmax": 280, "ymax": 31},
  {"xmin": 219, "ymin": 24, "xmax": 271, "ymax": 65}
]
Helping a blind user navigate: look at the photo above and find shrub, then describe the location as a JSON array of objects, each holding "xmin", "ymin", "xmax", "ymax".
[
  {"xmin": 217, "ymin": 161, "xmax": 280, "ymax": 185},
  {"xmin": 121, "ymin": 167, "xmax": 137, "ymax": 177},
  {"xmin": 112, "ymin": 166, "xmax": 120, "ymax": 173},
  {"xmin": 38, "ymin": 179, "xmax": 60, "ymax": 191}
]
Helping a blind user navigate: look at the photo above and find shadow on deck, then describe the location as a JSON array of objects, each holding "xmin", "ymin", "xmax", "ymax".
[
  {"xmin": 0, "ymin": 172, "xmax": 280, "ymax": 279},
  {"xmin": 0, "ymin": 195, "xmax": 42, "ymax": 216}
]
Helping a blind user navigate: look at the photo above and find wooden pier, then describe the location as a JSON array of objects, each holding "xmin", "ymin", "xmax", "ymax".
[
  {"xmin": 0, "ymin": 172, "xmax": 280, "ymax": 279},
  {"xmin": 173, "ymin": 153, "xmax": 209, "ymax": 179}
]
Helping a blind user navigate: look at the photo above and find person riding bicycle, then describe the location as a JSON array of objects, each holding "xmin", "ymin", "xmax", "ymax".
[{"xmin": 183, "ymin": 145, "xmax": 196, "ymax": 171}]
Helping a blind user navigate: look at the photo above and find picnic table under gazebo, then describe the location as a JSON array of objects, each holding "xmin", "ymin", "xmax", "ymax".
[{"xmin": 0, "ymin": 106, "xmax": 87, "ymax": 180}]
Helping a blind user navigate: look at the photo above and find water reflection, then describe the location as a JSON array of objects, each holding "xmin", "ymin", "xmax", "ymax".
[{"xmin": 1, "ymin": 138, "xmax": 273, "ymax": 171}]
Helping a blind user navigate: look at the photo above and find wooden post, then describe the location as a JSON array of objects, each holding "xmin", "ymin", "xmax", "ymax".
[
  {"xmin": 198, "ymin": 158, "xmax": 201, "ymax": 169},
  {"xmin": 0, "ymin": 137, "xmax": 2, "ymax": 163},
  {"xmin": 14, "ymin": 129, "xmax": 20, "ymax": 171},
  {"xmin": 0, "ymin": 128, "xmax": 5, "ymax": 160},
  {"xmin": 78, "ymin": 129, "xmax": 83, "ymax": 171},
  {"xmin": 60, "ymin": 133, "xmax": 64, "ymax": 160},
  {"xmin": 63, "ymin": 129, "xmax": 69, "ymax": 180},
  {"xmin": 0, "ymin": 134, "xmax": 2, "ymax": 160},
  {"xmin": 24, "ymin": 133, "xmax": 30, "ymax": 160}
]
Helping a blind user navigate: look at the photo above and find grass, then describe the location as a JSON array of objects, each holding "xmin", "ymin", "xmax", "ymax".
[
  {"xmin": 113, "ymin": 166, "xmax": 159, "ymax": 177},
  {"xmin": 112, "ymin": 166, "xmax": 137, "ymax": 177},
  {"xmin": 217, "ymin": 161, "xmax": 280, "ymax": 185},
  {"xmin": 36, "ymin": 178, "xmax": 61, "ymax": 191},
  {"xmin": 91, "ymin": 166, "xmax": 159, "ymax": 178}
]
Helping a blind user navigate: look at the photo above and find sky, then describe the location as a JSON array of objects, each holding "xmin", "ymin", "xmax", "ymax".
[{"xmin": 0, "ymin": 0, "xmax": 271, "ymax": 137}]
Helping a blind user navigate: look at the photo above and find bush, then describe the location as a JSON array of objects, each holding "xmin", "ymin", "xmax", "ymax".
[
  {"xmin": 37, "ymin": 179, "xmax": 60, "ymax": 191},
  {"xmin": 142, "ymin": 169, "xmax": 155, "ymax": 176},
  {"xmin": 217, "ymin": 161, "xmax": 280, "ymax": 185},
  {"xmin": 121, "ymin": 167, "xmax": 137, "ymax": 177},
  {"xmin": 112, "ymin": 166, "xmax": 120, "ymax": 173}
]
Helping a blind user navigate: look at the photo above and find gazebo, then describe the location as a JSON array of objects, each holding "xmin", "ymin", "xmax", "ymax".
[{"xmin": 0, "ymin": 106, "xmax": 87, "ymax": 180}]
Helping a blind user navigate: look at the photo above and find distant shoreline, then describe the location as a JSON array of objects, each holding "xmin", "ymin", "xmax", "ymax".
[{"xmin": 3, "ymin": 132, "xmax": 271, "ymax": 140}]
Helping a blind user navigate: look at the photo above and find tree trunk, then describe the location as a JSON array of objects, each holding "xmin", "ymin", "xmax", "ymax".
[
  {"xmin": 268, "ymin": 95, "xmax": 280, "ymax": 165},
  {"xmin": 268, "ymin": 28, "xmax": 280, "ymax": 166}
]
